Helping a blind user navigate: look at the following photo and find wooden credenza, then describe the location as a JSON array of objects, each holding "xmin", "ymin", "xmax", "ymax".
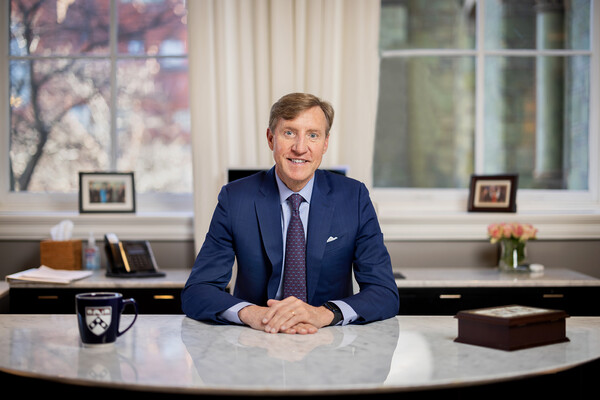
[
  {"xmin": 8, "ymin": 269, "xmax": 190, "ymax": 314},
  {"xmin": 395, "ymin": 268, "xmax": 600, "ymax": 316},
  {"xmin": 7, "ymin": 267, "xmax": 600, "ymax": 316}
]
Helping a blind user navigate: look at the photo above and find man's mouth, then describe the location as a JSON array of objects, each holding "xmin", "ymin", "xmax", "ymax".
[{"xmin": 289, "ymin": 158, "xmax": 308, "ymax": 164}]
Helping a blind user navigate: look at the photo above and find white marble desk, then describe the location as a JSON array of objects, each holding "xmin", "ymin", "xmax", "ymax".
[
  {"xmin": 7, "ymin": 267, "xmax": 598, "ymax": 290},
  {"xmin": 1, "ymin": 314, "xmax": 599, "ymax": 397},
  {"xmin": 7, "ymin": 268, "xmax": 191, "ymax": 289},
  {"xmin": 395, "ymin": 267, "xmax": 600, "ymax": 287}
]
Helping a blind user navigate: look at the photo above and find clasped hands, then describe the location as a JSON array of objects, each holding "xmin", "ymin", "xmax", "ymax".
[{"xmin": 238, "ymin": 296, "xmax": 334, "ymax": 334}]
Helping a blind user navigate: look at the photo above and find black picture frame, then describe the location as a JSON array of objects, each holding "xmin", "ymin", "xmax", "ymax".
[
  {"xmin": 467, "ymin": 174, "xmax": 518, "ymax": 213},
  {"xmin": 79, "ymin": 172, "xmax": 136, "ymax": 213}
]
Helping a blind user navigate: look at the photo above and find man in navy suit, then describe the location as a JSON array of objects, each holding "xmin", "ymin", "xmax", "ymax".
[{"xmin": 182, "ymin": 93, "xmax": 399, "ymax": 334}]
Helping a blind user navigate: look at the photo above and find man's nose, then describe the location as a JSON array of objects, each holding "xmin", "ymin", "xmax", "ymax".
[{"xmin": 292, "ymin": 135, "xmax": 308, "ymax": 153}]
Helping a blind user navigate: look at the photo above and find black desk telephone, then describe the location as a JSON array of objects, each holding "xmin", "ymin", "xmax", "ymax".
[{"xmin": 104, "ymin": 233, "xmax": 165, "ymax": 278}]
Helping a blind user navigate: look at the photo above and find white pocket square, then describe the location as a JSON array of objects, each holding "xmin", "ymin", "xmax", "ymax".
[{"xmin": 326, "ymin": 236, "xmax": 338, "ymax": 243}]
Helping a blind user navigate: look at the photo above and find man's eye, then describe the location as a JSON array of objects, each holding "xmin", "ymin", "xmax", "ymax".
[{"xmin": 284, "ymin": 130, "xmax": 294, "ymax": 136}]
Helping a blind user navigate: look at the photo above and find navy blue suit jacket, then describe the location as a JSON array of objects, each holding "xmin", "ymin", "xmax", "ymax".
[{"xmin": 182, "ymin": 168, "xmax": 399, "ymax": 324}]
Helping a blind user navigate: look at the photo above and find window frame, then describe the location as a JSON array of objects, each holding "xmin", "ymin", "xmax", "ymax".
[
  {"xmin": 1, "ymin": 1, "xmax": 599, "ymax": 242},
  {"xmin": 0, "ymin": 1, "xmax": 192, "ymax": 241},
  {"xmin": 372, "ymin": 0, "xmax": 600, "ymax": 240}
]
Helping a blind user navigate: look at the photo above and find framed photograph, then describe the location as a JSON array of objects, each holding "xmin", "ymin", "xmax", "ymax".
[
  {"xmin": 468, "ymin": 174, "xmax": 518, "ymax": 212},
  {"xmin": 79, "ymin": 172, "xmax": 136, "ymax": 213}
]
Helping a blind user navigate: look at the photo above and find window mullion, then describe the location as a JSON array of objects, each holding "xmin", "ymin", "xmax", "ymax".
[
  {"xmin": 109, "ymin": 0, "xmax": 118, "ymax": 171},
  {"xmin": 474, "ymin": 0, "xmax": 485, "ymax": 174},
  {"xmin": 590, "ymin": 1, "xmax": 600, "ymax": 201}
]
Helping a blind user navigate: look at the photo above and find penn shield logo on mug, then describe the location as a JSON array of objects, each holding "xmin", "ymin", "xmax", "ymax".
[{"xmin": 85, "ymin": 307, "xmax": 112, "ymax": 336}]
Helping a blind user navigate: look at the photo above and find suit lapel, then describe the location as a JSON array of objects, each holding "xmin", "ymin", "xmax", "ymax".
[
  {"xmin": 306, "ymin": 171, "xmax": 334, "ymax": 303},
  {"xmin": 255, "ymin": 168, "xmax": 284, "ymax": 298}
]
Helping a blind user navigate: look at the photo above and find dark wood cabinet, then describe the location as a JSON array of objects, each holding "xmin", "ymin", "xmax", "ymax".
[
  {"xmin": 397, "ymin": 286, "xmax": 600, "ymax": 316},
  {"xmin": 9, "ymin": 287, "xmax": 182, "ymax": 314},
  {"xmin": 7, "ymin": 268, "xmax": 600, "ymax": 316},
  {"xmin": 7, "ymin": 269, "xmax": 190, "ymax": 314},
  {"xmin": 395, "ymin": 267, "xmax": 600, "ymax": 317}
]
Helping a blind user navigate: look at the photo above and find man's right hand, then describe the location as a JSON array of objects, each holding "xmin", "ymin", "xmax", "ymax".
[
  {"xmin": 238, "ymin": 297, "xmax": 332, "ymax": 334},
  {"xmin": 238, "ymin": 305, "xmax": 269, "ymax": 331}
]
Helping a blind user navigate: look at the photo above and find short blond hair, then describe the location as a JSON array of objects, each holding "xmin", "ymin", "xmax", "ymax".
[{"xmin": 268, "ymin": 93, "xmax": 334, "ymax": 136}]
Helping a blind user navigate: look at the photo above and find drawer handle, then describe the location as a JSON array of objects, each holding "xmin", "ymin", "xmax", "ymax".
[
  {"xmin": 37, "ymin": 295, "xmax": 59, "ymax": 300},
  {"xmin": 439, "ymin": 294, "xmax": 461, "ymax": 299},
  {"xmin": 153, "ymin": 295, "xmax": 175, "ymax": 300},
  {"xmin": 543, "ymin": 294, "xmax": 564, "ymax": 299}
]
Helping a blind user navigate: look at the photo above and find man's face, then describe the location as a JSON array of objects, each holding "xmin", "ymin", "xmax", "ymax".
[{"xmin": 267, "ymin": 106, "xmax": 329, "ymax": 192}]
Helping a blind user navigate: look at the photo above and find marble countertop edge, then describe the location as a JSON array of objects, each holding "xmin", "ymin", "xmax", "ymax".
[
  {"xmin": 1, "ymin": 315, "xmax": 599, "ymax": 395},
  {"xmin": 1, "ymin": 365, "xmax": 587, "ymax": 396}
]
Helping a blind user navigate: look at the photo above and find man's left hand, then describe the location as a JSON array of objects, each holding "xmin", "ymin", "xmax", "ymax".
[{"xmin": 262, "ymin": 297, "xmax": 334, "ymax": 334}]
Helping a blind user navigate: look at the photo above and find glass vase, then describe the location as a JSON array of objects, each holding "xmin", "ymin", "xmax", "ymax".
[{"xmin": 498, "ymin": 239, "xmax": 527, "ymax": 272}]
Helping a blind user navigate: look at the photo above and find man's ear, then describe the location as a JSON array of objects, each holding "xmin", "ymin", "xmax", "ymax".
[{"xmin": 266, "ymin": 128, "xmax": 274, "ymax": 150}]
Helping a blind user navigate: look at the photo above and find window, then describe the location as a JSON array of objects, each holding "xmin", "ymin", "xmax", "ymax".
[
  {"xmin": 375, "ymin": 0, "xmax": 591, "ymax": 191},
  {"xmin": 6, "ymin": 0, "xmax": 190, "ymax": 209}
]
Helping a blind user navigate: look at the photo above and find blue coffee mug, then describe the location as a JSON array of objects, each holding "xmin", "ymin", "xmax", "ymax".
[{"xmin": 76, "ymin": 292, "xmax": 138, "ymax": 346}]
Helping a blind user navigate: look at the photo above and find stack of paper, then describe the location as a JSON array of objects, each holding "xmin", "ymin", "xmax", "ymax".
[{"xmin": 6, "ymin": 265, "xmax": 93, "ymax": 284}]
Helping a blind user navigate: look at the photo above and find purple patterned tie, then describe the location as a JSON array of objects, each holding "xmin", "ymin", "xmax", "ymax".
[{"xmin": 283, "ymin": 193, "xmax": 307, "ymax": 301}]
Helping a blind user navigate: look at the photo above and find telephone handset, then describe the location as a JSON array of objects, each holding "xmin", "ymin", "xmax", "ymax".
[{"xmin": 104, "ymin": 233, "xmax": 165, "ymax": 278}]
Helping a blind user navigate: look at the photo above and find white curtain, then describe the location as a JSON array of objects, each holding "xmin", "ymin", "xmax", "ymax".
[{"xmin": 188, "ymin": 0, "xmax": 381, "ymax": 251}]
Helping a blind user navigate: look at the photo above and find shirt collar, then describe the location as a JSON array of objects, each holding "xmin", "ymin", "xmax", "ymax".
[{"xmin": 275, "ymin": 172, "xmax": 314, "ymax": 205}]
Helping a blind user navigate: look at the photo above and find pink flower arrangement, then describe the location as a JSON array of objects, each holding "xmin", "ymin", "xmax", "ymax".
[{"xmin": 487, "ymin": 222, "xmax": 538, "ymax": 243}]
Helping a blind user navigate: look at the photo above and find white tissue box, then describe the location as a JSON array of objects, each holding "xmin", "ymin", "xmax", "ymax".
[{"xmin": 40, "ymin": 240, "xmax": 82, "ymax": 270}]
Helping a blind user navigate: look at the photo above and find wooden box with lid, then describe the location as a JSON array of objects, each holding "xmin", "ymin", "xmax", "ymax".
[{"xmin": 454, "ymin": 305, "xmax": 569, "ymax": 351}]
